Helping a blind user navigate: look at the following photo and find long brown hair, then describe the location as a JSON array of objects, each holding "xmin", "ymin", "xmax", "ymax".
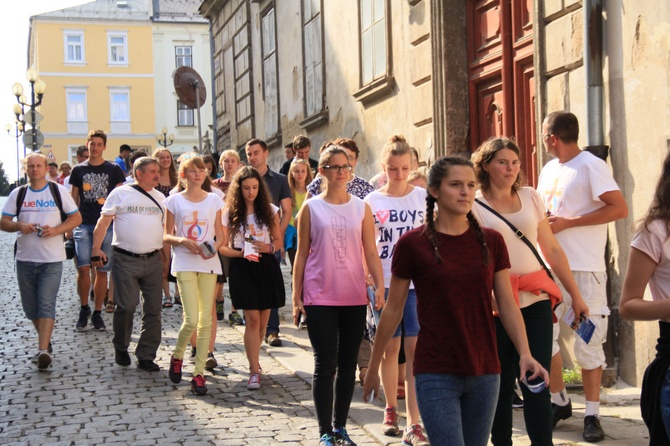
[
  {"xmin": 642, "ymin": 150, "xmax": 670, "ymax": 235},
  {"xmin": 424, "ymin": 155, "xmax": 489, "ymax": 265},
  {"xmin": 225, "ymin": 166, "xmax": 275, "ymax": 238},
  {"xmin": 152, "ymin": 148, "xmax": 178, "ymax": 187},
  {"xmin": 471, "ymin": 136, "xmax": 526, "ymax": 192}
]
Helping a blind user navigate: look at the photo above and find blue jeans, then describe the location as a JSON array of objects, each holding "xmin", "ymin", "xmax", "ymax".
[
  {"xmin": 415, "ymin": 373, "xmax": 500, "ymax": 446},
  {"xmin": 74, "ymin": 224, "xmax": 113, "ymax": 272},
  {"xmin": 16, "ymin": 261, "xmax": 63, "ymax": 320}
]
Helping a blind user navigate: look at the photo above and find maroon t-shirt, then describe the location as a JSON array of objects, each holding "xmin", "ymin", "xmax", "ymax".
[{"xmin": 392, "ymin": 225, "xmax": 510, "ymax": 376}]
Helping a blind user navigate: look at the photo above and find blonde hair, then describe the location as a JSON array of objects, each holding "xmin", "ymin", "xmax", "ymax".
[
  {"xmin": 177, "ymin": 153, "xmax": 212, "ymax": 192},
  {"xmin": 288, "ymin": 159, "xmax": 314, "ymax": 201},
  {"xmin": 219, "ymin": 149, "xmax": 241, "ymax": 168},
  {"xmin": 380, "ymin": 135, "xmax": 412, "ymax": 165}
]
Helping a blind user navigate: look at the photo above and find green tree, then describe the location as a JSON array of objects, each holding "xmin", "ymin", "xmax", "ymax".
[{"xmin": 0, "ymin": 161, "xmax": 12, "ymax": 196}]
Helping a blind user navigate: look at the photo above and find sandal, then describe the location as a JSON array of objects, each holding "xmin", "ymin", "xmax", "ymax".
[
  {"xmin": 162, "ymin": 296, "xmax": 173, "ymax": 308},
  {"xmin": 105, "ymin": 300, "xmax": 115, "ymax": 313}
]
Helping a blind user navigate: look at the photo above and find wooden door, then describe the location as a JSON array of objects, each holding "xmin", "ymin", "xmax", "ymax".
[{"xmin": 467, "ymin": 0, "xmax": 538, "ymax": 185}]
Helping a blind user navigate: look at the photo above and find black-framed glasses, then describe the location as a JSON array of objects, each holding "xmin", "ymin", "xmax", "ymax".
[{"xmin": 323, "ymin": 165, "xmax": 352, "ymax": 173}]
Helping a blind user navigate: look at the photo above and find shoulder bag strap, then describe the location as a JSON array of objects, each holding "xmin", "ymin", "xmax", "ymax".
[
  {"xmin": 48, "ymin": 181, "xmax": 67, "ymax": 222},
  {"xmin": 131, "ymin": 184, "xmax": 164, "ymax": 223},
  {"xmin": 474, "ymin": 198, "xmax": 554, "ymax": 280}
]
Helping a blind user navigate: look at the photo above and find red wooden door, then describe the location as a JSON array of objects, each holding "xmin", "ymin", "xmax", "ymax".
[{"xmin": 467, "ymin": 0, "xmax": 538, "ymax": 185}]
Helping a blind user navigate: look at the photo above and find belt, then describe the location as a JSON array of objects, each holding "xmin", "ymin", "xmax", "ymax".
[{"xmin": 113, "ymin": 247, "xmax": 159, "ymax": 259}]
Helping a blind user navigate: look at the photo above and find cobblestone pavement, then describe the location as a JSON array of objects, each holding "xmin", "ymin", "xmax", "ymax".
[{"xmin": 0, "ymin": 212, "xmax": 652, "ymax": 445}]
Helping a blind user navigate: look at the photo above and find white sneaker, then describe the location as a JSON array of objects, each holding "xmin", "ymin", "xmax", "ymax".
[{"xmin": 247, "ymin": 373, "xmax": 261, "ymax": 390}]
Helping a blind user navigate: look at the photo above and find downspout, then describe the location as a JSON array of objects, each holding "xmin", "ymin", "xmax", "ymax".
[
  {"xmin": 584, "ymin": 0, "xmax": 608, "ymax": 161},
  {"xmin": 207, "ymin": 20, "xmax": 218, "ymax": 153}
]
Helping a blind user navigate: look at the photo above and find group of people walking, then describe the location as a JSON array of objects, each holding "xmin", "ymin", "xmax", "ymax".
[{"xmin": 9, "ymin": 109, "xmax": 670, "ymax": 446}]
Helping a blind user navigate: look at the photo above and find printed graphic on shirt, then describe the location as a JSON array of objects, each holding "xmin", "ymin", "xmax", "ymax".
[
  {"xmin": 127, "ymin": 205, "xmax": 162, "ymax": 217},
  {"xmin": 331, "ymin": 216, "xmax": 348, "ymax": 269},
  {"xmin": 81, "ymin": 172, "xmax": 112, "ymax": 205},
  {"xmin": 182, "ymin": 210, "xmax": 209, "ymax": 242},
  {"xmin": 245, "ymin": 223, "xmax": 266, "ymax": 241},
  {"xmin": 19, "ymin": 197, "xmax": 59, "ymax": 213},
  {"xmin": 373, "ymin": 208, "xmax": 424, "ymax": 259},
  {"xmin": 541, "ymin": 177, "xmax": 564, "ymax": 215}
]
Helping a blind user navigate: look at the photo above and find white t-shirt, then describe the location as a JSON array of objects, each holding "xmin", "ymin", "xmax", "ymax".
[
  {"xmin": 100, "ymin": 185, "xmax": 165, "ymax": 253},
  {"xmin": 2, "ymin": 183, "xmax": 79, "ymax": 262},
  {"xmin": 164, "ymin": 192, "xmax": 224, "ymax": 274},
  {"xmin": 364, "ymin": 186, "xmax": 426, "ymax": 288},
  {"xmin": 472, "ymin": 187, "xmax": 546, "ymax": 276},
  {"xmin": 222, "ymin": 204, "xmax": 279, "ymax": 249},
  {"xmin": 63, "ymin": 175, "xmax": 72, "ymax": 191},
  {"xmin": 631, "ymin": 220, "xmax": 670, "ymax": 323},
  {"xmin": 537, "ymin": 151, "xmax": 620, "ymax": 272}
]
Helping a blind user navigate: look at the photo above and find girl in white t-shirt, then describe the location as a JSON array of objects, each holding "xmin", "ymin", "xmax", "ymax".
[
  {"xmin": 219, "ymin": 166, "xmax": 285, "ymax": 391},
  {"xmin": 363, "ymin": 135, "xmax": 428, "ymax": 444},
  {"xmin": 163, "ymin": 154, "xmax": 224, "ymax": 396},
  {"xmin": 621, "ymin": 153, "xmax": 670, "ymax": 444}
]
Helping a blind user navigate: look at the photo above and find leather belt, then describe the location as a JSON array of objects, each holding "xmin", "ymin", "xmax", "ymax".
[{"xmin": 113, "ymin": 247, "xmax": 159, "ymax": 259}]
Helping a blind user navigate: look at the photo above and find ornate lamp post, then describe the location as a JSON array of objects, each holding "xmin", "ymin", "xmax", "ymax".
[
  {"xmin": 5, "ymin": 121, "xmax": 24, "ymax": 186},
  {"xmin": 12, "ymin": 68, "xmax": 47, "ymax": 179},
  {"xmin": 157, "ymin": 127, "xmax": 174, "ymax": 148}
]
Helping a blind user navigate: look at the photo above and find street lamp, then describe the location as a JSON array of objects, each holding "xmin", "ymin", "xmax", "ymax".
[
  {"xmin": 157, "ymin": 127, "xmax": 174, "ymax": 148},
  {"xmin": 5, "ymin": 121, "xmax": 24, "ymax": 186},
  {"xmin": 12, "ymin": 68, "xmax": 47, "ymax": 178}
]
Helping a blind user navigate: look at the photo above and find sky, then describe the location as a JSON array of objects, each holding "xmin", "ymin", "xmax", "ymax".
[{"xmin": 0, "ymin": 0, "xmax": 91, "ymax": 183}]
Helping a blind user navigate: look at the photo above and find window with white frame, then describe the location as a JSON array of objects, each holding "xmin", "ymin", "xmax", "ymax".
[
  {"xmin": 175, "ymin": 46, "xmax": 192, "ymax": 68},
  {"xmin": 177, "ymin": 100, "xmax": 194, "ymax": 127},
  {"xmin": 360, "ymin": 0, "xmax": 388, "ymax": 85},
  {"xmin": 233, "ymin": 21, "xmax": 252, "ymax": 124},
  {"xmin": 64, "ymin": 31, "xmax": 84, "ymax": 63},
  {"xmin": 66, "ymin": 88, "xmax": 87, "ymax": 134},
  {"xmin": 302, "ymin": 0, "xmax": 325, "ymax": 118},
  {"xmin": 68, "ymin": 145, "xmax": 80, "ymax": 166},
  {"xmin": 261, "ymin": 5, "xmax": 279, "ymax": 137},
  {"xmin": 109, "ymin": 89, "xmax": 130, "ymax": 133},
  {"xmin": 108, "ymin": 32, "xmax": 128, "ymax": 65}
]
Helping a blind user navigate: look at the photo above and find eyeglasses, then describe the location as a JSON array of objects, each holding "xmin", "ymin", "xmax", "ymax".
[
  {"xmin": 541, "ymin": 134, "xmax": 552, "ymax": 140},
  {"xmin": 323, "ymin": 165, "xmax": 352, "ymax": 173}
]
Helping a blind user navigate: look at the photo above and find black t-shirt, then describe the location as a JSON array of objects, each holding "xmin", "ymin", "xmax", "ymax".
[{"xmin": 69, "ymin": 160, "xmax": 126, "ymax": 225}]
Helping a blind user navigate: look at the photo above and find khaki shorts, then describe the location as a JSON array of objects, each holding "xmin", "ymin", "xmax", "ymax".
[{"xmin": 552, "ymin": 271, "xmax": 609, "ymax": 370}]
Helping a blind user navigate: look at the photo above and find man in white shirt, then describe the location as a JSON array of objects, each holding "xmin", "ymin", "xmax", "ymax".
[
  {"xmin": 91, "ymin": 157, "xmax": 165, "ymax": 371},
  {"xmin": 537, "ymin": 111, "xmax": 628, "ymax": 442},
  {"xmin": 1, "ymin": 153, "xmax": 81, "ymax": 370}
]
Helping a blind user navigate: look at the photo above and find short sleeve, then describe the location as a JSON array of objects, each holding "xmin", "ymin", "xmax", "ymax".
[
  {"xmin": 58, "ymin": 184, "xmax": 79, "ymax": 215},
  {"xmin": 587, "ymin": 155, "xmax": 620, "ymax": 201},
  {"xmin": 307, "ymin": 177, "xmax": 322, "ymax": 196},
  {"xmin": 69, "ymin": 166, "xmax": 83, "ymax": 189},
  {"xmin": 100, "ymin": 187, "xmax": 122, "ymax": 216},
  {"xmin": 631, "ymin": 222, "xmax": 664, "ymax": 264},
  {"xmin": 391, "ymin": 232, "xmax": 416, "ymax": 280},
  {"xmin": 279, "ymin": 175, "xmax": 291, "ymax": 201},
  {"xmin": 1, "ymin": 188, "xmax": 19, "ymax": 217},
  {"xmin": 487, "ymin": 228, "xmax": 512, "ymax": 273},
  {"xmin": 527, "ymin": 188, "xmax": 547, "ymax": 223},
  {"xmin": 163, "ymin": 195, "xmax": 176, "ymax": 215},
  {"xmin": 112, "ymin": 164, "xmax": 127, "ymax": 187}
]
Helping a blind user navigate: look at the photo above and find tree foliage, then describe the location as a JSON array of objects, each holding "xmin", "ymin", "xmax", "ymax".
[{"xmin": 0, "ymin": 161, "xmax": 14, "ymax": 196}]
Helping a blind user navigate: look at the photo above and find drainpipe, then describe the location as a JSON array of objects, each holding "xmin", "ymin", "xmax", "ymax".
[
  {"xmin": 207, "ymin": 20, "xmax": 218, "ymax": 154},
  {"xmin": 584, "ymin": 0, "xmax": 608, "ymax": 161}
]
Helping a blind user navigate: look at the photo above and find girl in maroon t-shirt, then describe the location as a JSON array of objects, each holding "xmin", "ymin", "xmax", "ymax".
[{"xmin": 363, "ymin": 155, "xmax": 549, "ymax": 446}]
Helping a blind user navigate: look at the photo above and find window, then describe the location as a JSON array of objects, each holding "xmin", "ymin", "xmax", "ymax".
[
  {"xmin": 175, "ymin": 46, "xmax": 192, "ymax": 67},
  {"xmin": 261, "ymin": 6, "xmax": 279, "ymax": 137},
  {"xmin": 360, "ymin": 0, "xmax": 388, "ymax": 84},
  {"xmin": 66, "ymin": 88, "xmax": 87, "ymax": 134},
  {"xmin": 233, "ymin": 11, "xmax": 253, "ymax": 125},
  {"xmin": 64, "ymin": 31, "xmax": 84, "ymax": 63},
  {"xmin": 109, "ymin": 89, "xmax": 130, "ymax": 133},
  {"xmin": 108, "ymin": 32, "xmax": 128, "ymax": 65},
  {"xmin": 68, "ymin": 145, "xmax": 80, "ymax": 165},
  {"xmin": 302, "ymin": 0, "xmax": 325, "ymax": 120},
  {"xmin": 177, "ymin": 100, "xmax": 194, "ymax": 126}
]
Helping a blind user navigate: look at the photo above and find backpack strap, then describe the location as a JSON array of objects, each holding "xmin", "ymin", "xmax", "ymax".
[
  {"xmin": 14, "ymin": 185, "xmax": 28, "ymax": 219},
  {"xmin": 48, "ymin": 181, "xmax": 68, "ymax": 223}
]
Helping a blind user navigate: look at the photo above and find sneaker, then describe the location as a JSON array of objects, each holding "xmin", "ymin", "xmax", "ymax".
[
  {"xmin": 37, "ymin": 351, "xmax": 52, "ymax": 370},
  {"xmin": 31, "ymin": 343, "xmax": 53, "ymax": 364},
  {"xmin": 91, "ymin": 311, "xmax": 106, "ymax": 331},
  {"xmin": 513, "ymin": 391, "xmax": 524, "ymax": 409},
  {"xmin": 115, "ymin": 349, "xmax": 131, "ymax": 367},
  {"xmin": 189, "ymin": 347, "xmax": 196, "ymax": 363},
  {"xmin": 266, "ymin": 332, "xmax": 282, "ymax": 347},
  {"xmin": 583, "ymin": 415, "xmax": 605, "ymax": 442},
  {"xmin": 247, "ymin": 373, "xmax": 261, "ymax": 390},
  {"xmin": 205, "ymin": 353, "xmax": 218, "ymax": 370},
  {"xmin": 76, "ymin": 305, "xmax": 91, "ymax": 331},
  {"xmin": 402, "ymin": 424, "xmax": 430, "ymax": 446},
  {"xmin": 229, "ymin": 311, "xmax": 245, "ymax": 326},
  {"xmin": 137, "ymin": 360, "xmax": 160, "ymax": 372},
  {"xmin": 333, "ymin": 427, "xmax": 357, "ymax": 446},
  {"xmin": 552, "ymin": 399, "xmax": 573, "ymax": 427},
  {"xmin": 216, "ymin": 301, "xmax": 224, "ymax": 321},
  {"xmin": 191, "ymin": 374, "xmax": 207, "ymax": 395},
  {"xmin": 382, "ymin": 406, "xmax": 400, "ymax": 436},
  {"xmin": 169, "ymin": 355, "xmax": 183, "ymax": 384},
  {"xmin": 319, "ymin": 433, "xmax": 336, "ymax": 446}
]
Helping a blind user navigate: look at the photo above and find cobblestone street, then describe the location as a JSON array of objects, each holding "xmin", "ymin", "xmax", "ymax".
[{"xmin": 0, "ymin": 219, "xmax": 652, "ymax": 445}]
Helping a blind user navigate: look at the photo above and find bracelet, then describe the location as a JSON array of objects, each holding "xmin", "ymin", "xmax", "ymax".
[{"xmin": 268, "ymin": 243, "xmax": 275, "ymax": 254}]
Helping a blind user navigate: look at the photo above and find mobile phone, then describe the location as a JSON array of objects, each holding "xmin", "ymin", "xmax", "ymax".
[
  {"xmin": 35, "ymin": 224, "xmax": 43, "ymax": 237},
  {"xmin": 199, "ymin": 241, "xmax": 216, "ymax": 259},
  {"xmin": 522, "ymin": 371, "xmax": 546, "ymax": 393},
  {"xmin": 366, "ymin": 389, "xmax": 375, "ymax": 403}
]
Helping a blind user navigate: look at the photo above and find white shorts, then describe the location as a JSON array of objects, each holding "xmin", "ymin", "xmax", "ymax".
[{"xmin": 552, "ymin": 271, "xmax": 609, "ymax": 370}]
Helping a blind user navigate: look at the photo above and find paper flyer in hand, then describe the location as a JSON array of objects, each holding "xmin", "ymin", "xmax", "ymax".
[
  {"xmin": 244, "ymin": 226, "xmax": 260, "ymax": 262},
  {"xmin": 562, "ymin": 307, "xmax": 596, "ymax": 344}
]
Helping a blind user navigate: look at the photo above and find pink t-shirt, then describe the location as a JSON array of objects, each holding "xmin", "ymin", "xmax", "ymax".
[
  {"xmin": 631, "ymin": 219, "xmax": 670, "ymax": 322},
  {"xmin": 302, "ymin": 195, "xmax": 367, "ymax": 306}
]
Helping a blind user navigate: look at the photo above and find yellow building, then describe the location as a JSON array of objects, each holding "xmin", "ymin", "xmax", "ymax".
[{"xmin": 28, "ymin": 0, "xmax": 156, "ymax": 165}]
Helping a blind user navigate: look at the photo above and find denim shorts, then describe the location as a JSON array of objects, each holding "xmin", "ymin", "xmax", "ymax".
[
  {"xmin": 74, "ymin": 224, "xmax": 113, "ymax": 272},
  {"xmin": 16, "ymin": 261, "xmax": 63, "ymax": 320},
  {"xmin": 375, "ymin": 288, "xmax": 420, "ymax": 338}
]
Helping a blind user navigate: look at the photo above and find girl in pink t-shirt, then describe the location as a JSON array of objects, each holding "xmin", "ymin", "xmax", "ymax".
[{"xmin": 292, "ymin": 145, "xmax": 384, "ymax": 446}]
